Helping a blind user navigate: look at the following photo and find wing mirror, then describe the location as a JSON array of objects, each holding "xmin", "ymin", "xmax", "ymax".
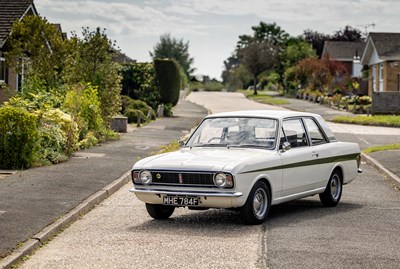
[
  {"xmin": 179, "ymin": 140, "xmax": 185, "ymax": 147},
  {"xmin": 280, "ymin": 142, "xmax": 291, "ymax": 152}
]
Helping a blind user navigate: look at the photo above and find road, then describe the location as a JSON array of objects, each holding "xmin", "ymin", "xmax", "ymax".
[{"xmin": 18, "ymin": 92, "xmax": 400, "ymax": 269}]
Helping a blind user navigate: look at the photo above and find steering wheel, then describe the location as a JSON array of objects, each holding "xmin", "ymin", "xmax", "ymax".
[{"xmin": 207, "ymin": 137, "xmax": 221, "ymax": 143}]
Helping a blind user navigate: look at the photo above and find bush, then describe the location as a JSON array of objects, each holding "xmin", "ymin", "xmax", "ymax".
[
  {"xmin": 0, "ymin": 106, "xmax": 39, "ymax": 169},
  {"xmin": 154, "ymin": 59, "xmax": 181, "ymax": 106},
  {"xmin": 121, "ymin": 63, "xmax": 160, "ymax": 109},
  {"xmin": 36, "ymin": 108, "xmax": 78, "ymax": 165},
  {"xmin": 121, "ymin": 95, "xmax": 155, "ymax": 123},
  {"xmin": 63, "ymin": 83, "xmax": 104, "ymax": 141},
  {"xmin": 124, "ymin": 109, "xmax": 146, "ymax": 124}
]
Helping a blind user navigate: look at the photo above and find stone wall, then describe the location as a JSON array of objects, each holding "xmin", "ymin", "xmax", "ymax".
[{"xmin": 372, "ymin": 92, "xmax": 400, "ymax": 114}]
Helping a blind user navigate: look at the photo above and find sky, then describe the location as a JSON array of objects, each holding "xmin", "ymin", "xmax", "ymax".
[{"xmin": 35, "ymin": 0, "xmax": 400, "ymax": 80}]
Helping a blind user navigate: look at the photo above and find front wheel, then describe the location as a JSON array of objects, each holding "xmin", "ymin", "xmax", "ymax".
[
  {"xmin": 319, "ymin": 170, "xmax": 343, "ymax": 207},
  {"xmin": 240, "ymin": 181, "xmax": 270, "ymax": 225},
  {"xmin": 145, "ymin": 204, "xmax": 175, "ymax": 219}
]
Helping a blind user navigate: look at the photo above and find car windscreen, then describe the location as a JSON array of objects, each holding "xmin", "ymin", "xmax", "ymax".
[{"xmin": 185, "ymin": 117, "xmax": 278, "ymax": 149}]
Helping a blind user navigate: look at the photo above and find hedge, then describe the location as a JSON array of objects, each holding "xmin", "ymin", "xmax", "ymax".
[{"xmin": 153, "ymin": 59, "xmax": 181, "ymax": 106}]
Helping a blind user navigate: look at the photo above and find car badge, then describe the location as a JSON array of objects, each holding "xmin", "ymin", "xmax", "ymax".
[
  {"xmin": 156, "ymin": 173, "xmax": 161, "ymax": 179},
  {"xmin": 178, "ymin": 173, "xmax": 183, "ymax": 184}
]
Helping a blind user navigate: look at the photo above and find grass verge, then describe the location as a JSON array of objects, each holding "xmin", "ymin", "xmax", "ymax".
[
  {"xmin": 239, "ymin": 90, "xmax": 289, "ymax": 105},
  {"xmin": 363, "ymin": 144, "xmax": 400, "ymax": 154},
  {"xmin": 332, "ymin": 115, "xmax": 400, "ymax": 128}
]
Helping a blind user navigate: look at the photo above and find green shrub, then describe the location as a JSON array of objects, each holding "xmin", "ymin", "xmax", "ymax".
[
  {"xmin": 121, "ymin": 63, "xmax": 160, "ymax": 109},
  {"xmin": 121, "ymin": 95, "xmax": 155, "ymax": 123},
  {"xmin": 63, "ymin": 83, "xmax": 104, "ymax": 140},
  {"xmin": 124, "ymin": 109, "xmax": 146, "ymax": 124},
  {"xmin": 78, "ymin": 131, "xmax": 99, "ymax": 149},
  {"xmin": 0, "ymin": 106, "xmax": 39, "ymax": 169},
  {"xmin": 35, "ymin": 108, "xmax": 78, "ymax": 165},
  {"xmin": 154, "ymin": 59, "xmax": 181, "ymax": 106},
  {"xmin": 163, "ymin": 103, "xmax": 173, "ymax": 117}
]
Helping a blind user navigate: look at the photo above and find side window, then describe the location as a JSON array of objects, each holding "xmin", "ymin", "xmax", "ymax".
[
  {"xmin": 282, "ymin": 118, "xmax": 309, "ymax": 148},
  {"xmin": 304, "ymin": 118, "xmax": 327, "ymax": 145}
]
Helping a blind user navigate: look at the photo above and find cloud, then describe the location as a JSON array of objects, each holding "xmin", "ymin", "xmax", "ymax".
[{"xmin": 36, "ymin": 0, "xmax": 210, "ymax": 37}]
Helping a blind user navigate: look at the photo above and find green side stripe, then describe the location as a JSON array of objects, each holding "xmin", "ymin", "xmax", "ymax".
[{"xmin": 239, "ymin": 153, "xmax": 360, "ymax": 174}]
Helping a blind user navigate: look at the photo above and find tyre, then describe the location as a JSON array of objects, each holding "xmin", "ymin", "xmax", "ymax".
[
  {"xmin": 240, "ymin": 181, "xmax": 270, "ymax": 225},
  {"xmin": 319, "ymin": 170, "xmax": 343, "ymax": 207},
  {"xmin": 145, "ymin": 204, "xmax": 175, "ymax": 219}
]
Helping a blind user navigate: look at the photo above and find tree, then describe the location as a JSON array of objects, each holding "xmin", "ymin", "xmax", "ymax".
[
  {"xmin": 5, "ymin": 15, "xmax": 67, "ymax": 89},
  {"xmin": 331, "ymin": 25, "xmax": 363, "ymax": 41},
  {"xmin": 150, "ymin": 33, "xmax": 194, "ymax": 78},
  {"xmin": 237, "ymin": 41, "xmax": 277, "ymax": 95},
  {"xmin": 64, "ymin": 27, "xmax": 122, "ymax": 122},
  {"xmin": 282, "ymin": 38, "xmax": 316, "ymax": 69},
  {"xmin": 237, "ymin": 22, "xmax": 289, "ymax": 49},
  {"xmin": 221, "ymin": 54, "xmax": 240, "ymax": 84},
  {"xmin": 301, "ymin": 29, "xmax": 330, "ymax": 58}
]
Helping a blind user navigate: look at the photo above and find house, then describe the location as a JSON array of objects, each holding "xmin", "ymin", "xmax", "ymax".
[
  {"xmin": 361, "ymin": 32, "xmax": 400, "ymax": 114},
  {"xmin": 361, "ymin": 32, "xmax": 400, "ymax": 94},
  {"xmin": 0, "ymin": 0, "xmax": 38, "ymax": 102},
  {"xmin": 322, "ymin": 41, "xmax": 366, "ymax": 78}
]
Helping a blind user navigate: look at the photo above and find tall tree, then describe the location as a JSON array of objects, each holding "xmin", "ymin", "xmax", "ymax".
[
  {"xmin": 150, "ymin": 33, "xmax": 194, "ymax": 78},
  {"xmin": 237, "ymin": 41, "xmax": 277, "ymax": 95},
  {"xmin": 64, "ymin": 27, "xmax": 122, "ymax": 122},
  {"xmin": 237, "ymin": 21, "xmax": 289, "ymax": 49},
  {"xmin": 5, "ymin": 15, "xmax": 67, "ymax": 89}
]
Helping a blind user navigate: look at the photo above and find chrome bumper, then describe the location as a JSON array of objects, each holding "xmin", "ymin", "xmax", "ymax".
[{"xmin": 129, "ymin": 187, "xmax": 243, "ymax": 197}]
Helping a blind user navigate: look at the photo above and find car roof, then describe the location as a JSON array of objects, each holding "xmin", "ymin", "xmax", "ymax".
[{"xmin": 206, "ymin": 110, "xmax": 319, "ymax": 120}]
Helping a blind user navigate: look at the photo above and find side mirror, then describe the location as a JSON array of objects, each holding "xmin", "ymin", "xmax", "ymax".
[
  {"xmin": 179, "ymin": 140, "xmax": 185, "ymax": 147},
  {"xmin": 280, "ymin": 141, "xmax": 291, "ymax": 152}
]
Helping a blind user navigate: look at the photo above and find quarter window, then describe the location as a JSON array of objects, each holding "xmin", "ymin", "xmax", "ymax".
[{"xmin": 304, "ymin": 118, "xmax": 327, "ymax": 145}]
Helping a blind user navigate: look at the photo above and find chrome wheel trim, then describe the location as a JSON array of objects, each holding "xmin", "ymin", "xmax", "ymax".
[
  {"xmin": 253, "ymin": 188, "xmax": 268, "ymax": 219},
  {"xmin": 330, "ymin": 174, "xmax": 342, "ymax": 201}
]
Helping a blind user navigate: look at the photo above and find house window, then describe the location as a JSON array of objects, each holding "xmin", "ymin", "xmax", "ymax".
[
  {"xmin": 398, "ymin": 74, "xmax": 400, "ymax": 92},
  {"xmin": 0, "ymin": 57, "xmax": 6, "ymax": 82},
  {"xmin": 379, "ymin": 63, "xmax": 384, "ymax": 92},
  {"xmin": 372, "ymin": 65, "xmax": 377, "ymax": 92}
]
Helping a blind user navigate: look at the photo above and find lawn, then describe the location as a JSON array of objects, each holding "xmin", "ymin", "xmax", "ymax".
[
  {"xmin": 240, "ymin": 90, "xmax": 289, "ymax": 105},
  {"xmin": 363, "ymin": 144, "xmax": 400, "ymax": 154},
  {"xmin": 332, "ymin": 115, "xmax": 400, "ymax": 128}
]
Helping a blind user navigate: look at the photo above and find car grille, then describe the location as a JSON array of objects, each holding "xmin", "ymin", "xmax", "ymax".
[{"xmin": 150, "ymin": 171, "xmax": 215, "ymax": 187}]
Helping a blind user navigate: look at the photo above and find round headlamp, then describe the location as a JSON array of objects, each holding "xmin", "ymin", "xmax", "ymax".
[
  {"xmin": 140, "ymin": 170, "xmax": 152, "ymax": 185},
  {"xmin": 214, "ymin": 173, "xmax": 233, "ymax": 188}
]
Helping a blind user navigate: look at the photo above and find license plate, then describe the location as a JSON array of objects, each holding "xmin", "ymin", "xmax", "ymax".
[{"xmin": 163, "ymin": 196, "xmax": 199, "ymax": 206}]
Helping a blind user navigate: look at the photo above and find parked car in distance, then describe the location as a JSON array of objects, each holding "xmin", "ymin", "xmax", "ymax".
[{"xmin": 130, "ymin": 110, "xmax": 362, "ymax": 225}]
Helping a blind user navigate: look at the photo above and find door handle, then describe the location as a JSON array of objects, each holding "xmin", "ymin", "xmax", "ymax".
[{"xmin": 312, "ymin": 152, "xmax": 319, "ymax": 158}]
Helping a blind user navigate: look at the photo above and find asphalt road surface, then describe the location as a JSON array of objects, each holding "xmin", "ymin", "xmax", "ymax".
[
  {"xmin": 18, "ymin": 92, "xmax": 400, "ymax": 268},
  {"xmin": 18, "ymin": 164, "xmax": 400, "ymax": 269}
]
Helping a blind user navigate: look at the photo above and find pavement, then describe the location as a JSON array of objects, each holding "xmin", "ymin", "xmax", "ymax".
[{"xmin": 0, "ymin": 90, "xmax": 399, "ymax": 268}]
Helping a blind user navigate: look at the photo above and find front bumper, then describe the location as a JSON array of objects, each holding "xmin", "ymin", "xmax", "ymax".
[
  {"xmin": 130, "ymin": 187, "xmax": 244, "ymax": 208},
  {"xmin": 129, "ymin": 187, "xmax": 243, "ymax": 197}
]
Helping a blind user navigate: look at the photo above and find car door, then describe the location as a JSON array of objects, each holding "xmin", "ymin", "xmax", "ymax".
[
  {"xmin": 280, "ymin": 117, "xmax": 320, "ymax": 197},
  {"xmin": 303, "ymin": 117, "xmax": 331, "ymax": 189}
]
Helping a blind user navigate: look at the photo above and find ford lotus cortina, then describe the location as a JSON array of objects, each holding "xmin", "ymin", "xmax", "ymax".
[{"xmin": 130, "ymin": 110, "xmax": 361, "ymax": 225}]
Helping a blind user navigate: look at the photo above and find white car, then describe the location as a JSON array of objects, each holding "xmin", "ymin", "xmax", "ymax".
[{"xmin": 130, "ymin": 110, "xmax": 361, "ymax": 225}]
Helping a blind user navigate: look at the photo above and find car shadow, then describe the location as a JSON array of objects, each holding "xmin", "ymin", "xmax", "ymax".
[
  {"xmin": 128, "ymin": 198, "xmax": 361, "ymax": 236},
  {"xmin": 267, "ymin": 198, "xmax": 362, "ymax": 229}
]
